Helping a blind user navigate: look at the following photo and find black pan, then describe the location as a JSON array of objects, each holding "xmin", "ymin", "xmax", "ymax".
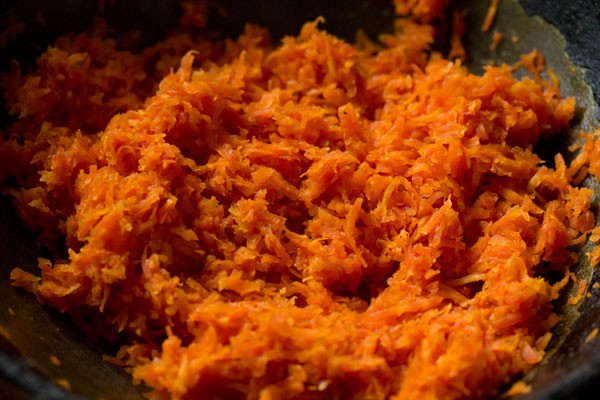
[{"xmin": 0, "ymin": 1, "xmax": 599, "ymax": 399}]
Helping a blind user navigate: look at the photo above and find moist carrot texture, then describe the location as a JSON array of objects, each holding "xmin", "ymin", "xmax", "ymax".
[{"xmin": 2, "ymin": 1, "xmax": 599, "ymax": 399}]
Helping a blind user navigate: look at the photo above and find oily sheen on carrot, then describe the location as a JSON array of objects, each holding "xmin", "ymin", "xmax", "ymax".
[{"xmin": 2, "ymin": 1, "xmax": 600, "ymax": 399}]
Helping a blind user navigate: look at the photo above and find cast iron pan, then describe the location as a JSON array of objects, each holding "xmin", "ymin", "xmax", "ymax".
[{"xmin": 1, "ymin": 1, "xmax": 599, "ymax": 399}]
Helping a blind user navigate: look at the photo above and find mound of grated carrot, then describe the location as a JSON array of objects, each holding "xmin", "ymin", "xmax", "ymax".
[{"xmin": 2, "ymin": 1, "xmax": 600, "ymax": 399}]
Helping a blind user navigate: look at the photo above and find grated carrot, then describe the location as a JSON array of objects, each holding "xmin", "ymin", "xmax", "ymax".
[
  {"xmin": 56, "ymin": 379, "xmax": 72, "ymax": 391},
  {"xmin": 393, "ymin": 0, "xmax": 448, "ymax": 22},
  {"xmin": 587, "ymin": 250, "xmax": 599, "ymax": 267},
  {"xmin": 505, "ymin": 380, "xmax": 532, "ymax": 396},
  {"xmin": 490, "ymin": 31, "xmax": 504, "ymax": 51},
  {"xmin": 570, "ymin": 272, "xmax": 578, "ymax": 283},
  {"xmin": 568, "ymin": 279, "xmax": 588, "ymax": 305},
  {"xmin": 482, "ymin": 0, "xmax": 500, "ymax": 32},
  {"xmin": 50, "ymin": 355, "xmax": 62, "ymax": 367},
  {"xmin": 103, "ymin": 354, "xmax": 127, "ymax": 367},
  {"xmin": 449, "ymin": 10, "xmax": 467, "ymax": 60},
  {"xmin": 0, "ymin": 325, "xmax": 10, "ymax": 340},
  {"xmin": 585, "ymin": 327, "xmax": 599, "ymax": 343},
  {"xmin": 1, "ymin": 2, "xmax": 599, "ymax": 399}
]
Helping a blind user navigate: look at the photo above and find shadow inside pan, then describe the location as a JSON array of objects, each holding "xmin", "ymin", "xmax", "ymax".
[{"xmin": 0, "ymin": 0, "xmax": 599, "ymax": 399}]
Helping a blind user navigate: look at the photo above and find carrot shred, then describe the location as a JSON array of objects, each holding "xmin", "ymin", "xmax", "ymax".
[
  {"xmin": 449, "ymin": 10, "xmax": 467, "ymax": 60},
  {"xmin": 0, "ymin": 325, "xmax": 10, "ymax": 340},
  {"xmin": 505, "ymin": 380, "xmax": 532, "ymax": 396},
  {"xmin": 50, "ymin": 355, "xmax": 62, "ymax": 367},
  {"xmin": 482, "ymin": 0, "xmax": 500, "ymax": 32},
  {"xmin": 56, "ymin": 379, "xmax": 72, "ymax": 391},
  {"xmin": 490, "ymin": 31, "xmax": 504, "ymax": 51},
  {"xmin": 568, "ymin": 280, "xmax": 588, "ymax": 305},
  {"xmin": 585, "ymin": 327, "xmax": 599, "ymax": 343}
]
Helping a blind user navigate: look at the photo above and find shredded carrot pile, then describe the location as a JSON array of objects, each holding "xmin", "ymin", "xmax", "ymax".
[
  {"xmin": 393, "ymin": 0, "xmax": 448, "ymax": 22},
  {"xmin": 2, "ymin": 1, "xmax": 600, "ymax": 399}
]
